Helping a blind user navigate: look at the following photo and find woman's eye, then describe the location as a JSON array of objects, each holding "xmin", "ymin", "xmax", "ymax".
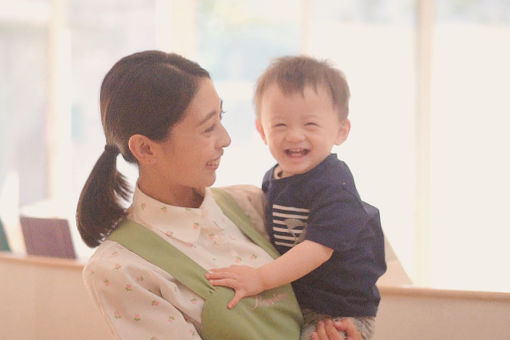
[
  {"xmin": 204, "ymin": 124, "xmax": 215, "ymax": 133},
  {"xmin": 204, "ymin": 111, "xmax": 224, "ymax": 134}
]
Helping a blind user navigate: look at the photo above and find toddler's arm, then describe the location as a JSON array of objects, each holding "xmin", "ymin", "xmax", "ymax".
[{"xmin": 206, "ymin": 240, "xmax": 333, "ymax": 308}]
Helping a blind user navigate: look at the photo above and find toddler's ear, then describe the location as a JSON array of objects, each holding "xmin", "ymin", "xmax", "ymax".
[
  {"xmin": 255, "ymin": 119, "xmax": 268, "ymax": 144},
  {"xmin": 335, "ymin": 119, "xmax": 351, "ymax": 145}
]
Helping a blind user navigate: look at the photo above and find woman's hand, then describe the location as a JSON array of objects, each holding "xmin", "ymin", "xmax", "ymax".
[
  {"xmin": 311, "ymin": 318, "xmax": 362, "ymax": 340},
  {"xmin": 206, "ymin": 265, "xmax": 265, "ymax": 309}
]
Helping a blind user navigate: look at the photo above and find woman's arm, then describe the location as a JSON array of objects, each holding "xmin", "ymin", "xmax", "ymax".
[
  {"xmin": 207, "ymin": 240, "xmax": 333, "ymax": 308},
  {"xmin": 84, "ymin": 244, "xmax": 203, "ymax": 339}
]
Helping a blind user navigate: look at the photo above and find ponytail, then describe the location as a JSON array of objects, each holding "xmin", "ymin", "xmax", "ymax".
[{"xmin": 76, "ymin": 145, "xmax": 131, "ymax": 247}]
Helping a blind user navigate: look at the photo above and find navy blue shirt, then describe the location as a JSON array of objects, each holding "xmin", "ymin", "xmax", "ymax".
[{"xmin": 262, "ymin": 154, "xmax": 386, "ymax": 317}]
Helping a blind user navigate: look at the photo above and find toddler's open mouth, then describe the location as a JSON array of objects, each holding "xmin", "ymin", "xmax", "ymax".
[{"xmin": 285, "ymin": 148, "xmax": 309, "ymax": 157}]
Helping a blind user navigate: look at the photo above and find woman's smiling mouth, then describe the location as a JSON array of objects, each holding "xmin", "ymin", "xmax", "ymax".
[{"xmin": 206, "ymin": 155, "xmax": 222, "ymax": 169}]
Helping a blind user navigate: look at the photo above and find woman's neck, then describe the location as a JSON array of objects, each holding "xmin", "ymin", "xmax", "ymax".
[{"xmin": 137, "ymin": 177, "xmax": 205, "ymax": 208}]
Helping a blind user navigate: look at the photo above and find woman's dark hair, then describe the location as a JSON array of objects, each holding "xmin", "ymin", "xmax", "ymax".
[{"xmin": 76, "ymin": 50, "xmax": 210, "ymax": 247}]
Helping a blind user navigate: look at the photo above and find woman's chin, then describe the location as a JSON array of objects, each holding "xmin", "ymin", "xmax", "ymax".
[{"xmin": 202, "ymin": 173, "xmax": 217, "ymax": 188}]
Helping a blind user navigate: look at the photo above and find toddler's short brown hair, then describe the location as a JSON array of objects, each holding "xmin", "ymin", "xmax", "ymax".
[{"xmin": 254, "ymin": 55, "xmax": 350, "ymax": 120}]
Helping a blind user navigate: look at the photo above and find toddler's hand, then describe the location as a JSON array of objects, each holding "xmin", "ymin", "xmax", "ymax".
[{"xmin": 206, "ymin": 265, "xmax": 265, "ymax": 309}]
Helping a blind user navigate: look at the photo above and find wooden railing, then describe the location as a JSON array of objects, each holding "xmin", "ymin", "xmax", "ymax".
[{"xmin": 1, "ymin": 252, "xmax": 509, "ymax": 340}]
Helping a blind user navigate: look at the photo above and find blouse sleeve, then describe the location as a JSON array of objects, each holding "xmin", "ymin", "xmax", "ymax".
[{"xmin": 83, "ymin": 242, "xmax": 204, "ymax": 340}]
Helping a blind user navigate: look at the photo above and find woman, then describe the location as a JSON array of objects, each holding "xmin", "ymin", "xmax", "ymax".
[{"xmin": 77, "ymin": 50, "xmax": 361, "ymax": 340}]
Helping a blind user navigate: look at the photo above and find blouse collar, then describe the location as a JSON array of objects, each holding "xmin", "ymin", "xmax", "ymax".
[{"xmin": 129, "ymin": 185, "xmax": 218, "ymax": 244}]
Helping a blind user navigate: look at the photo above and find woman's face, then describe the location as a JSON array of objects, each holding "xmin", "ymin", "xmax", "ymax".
[{"xmin": 153, "ymin": 78, "xmax": 231, "ymax": 195}]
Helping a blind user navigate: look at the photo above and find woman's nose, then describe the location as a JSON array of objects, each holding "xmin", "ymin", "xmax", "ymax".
[{"xmin": 218, "ymin": 122, "xmax": 231, "ymax": 148}]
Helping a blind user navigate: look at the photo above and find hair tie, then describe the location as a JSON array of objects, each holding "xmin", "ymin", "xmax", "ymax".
[{"xmin": 104, "ymin": 144, "xmax": 119, "ymax": 154}]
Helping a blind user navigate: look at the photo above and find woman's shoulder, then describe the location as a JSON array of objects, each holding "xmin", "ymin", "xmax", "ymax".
[
  {"xmin": 83, "ymin": 240, "xmax": 162, "ymax": 282},
  {"xmin": 83, "ymin": 241, "xmax": 128, "ymax": 278},
  {"xmin": 216, "ymin": 184, "xmax": 264, "ymax": 204},
  {"xmin": 213, "ymin": 185, "xmax": 268, "ymax": 239}
]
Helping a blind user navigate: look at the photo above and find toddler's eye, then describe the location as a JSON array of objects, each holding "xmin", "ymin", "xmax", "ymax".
[
  {"xmin": 306, "ymin": 122, "xmax": 319, "ymax": 127},
  {"xmin": 274, "ymin": 123, "xmax": 286, "ymax": 128}
]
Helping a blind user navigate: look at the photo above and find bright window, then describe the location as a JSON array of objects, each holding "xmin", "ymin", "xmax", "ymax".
[
  {"xmin": 429, "ymin": 0, "xmax": 510, "ymax": 291},
  {"xmin": 198, "ymin": 0, "xmax": 418, "ymax": 281},
  {"xmin": 1, "ymin": 0, "xmax": 509, "ymax": 292},
  {"xmin": 0, "ymin": 1, "xmax": 49, "ymax": 206},
  {"xmin": 197, "ymin": 0, "xmax": 301, "ymax": 188},
  {"xmin": 305, "ymin": 0, "xmax": 417, "ymax": 279}
]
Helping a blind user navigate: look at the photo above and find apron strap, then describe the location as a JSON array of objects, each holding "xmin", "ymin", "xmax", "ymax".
[
  {"xmin": 108, "ymin": 219, "xmax": 214, "ymax": 299},
  {"xmin": 211, "ymin": 188, "xmax": 280, "ymax": 259},
  {"xmin": 108, "ymin": 188, "xmax": 278, "ymax": 299}
]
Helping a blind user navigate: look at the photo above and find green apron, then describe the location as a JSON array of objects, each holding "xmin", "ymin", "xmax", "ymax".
[{"xmin": 108, "ymin": 188, "xmax": 303, "ymax": 340}]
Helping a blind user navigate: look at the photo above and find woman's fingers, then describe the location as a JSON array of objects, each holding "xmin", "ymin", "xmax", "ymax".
[
  {"xmin": 325, "ymin": 319, "xmax": 343, "ymax": 339},
  {"xmin": 334, "ymin": 318, "xmax": 362, "ymax": 340},
  {"xmin": 312, "ymin": 320, "xmax": 345, "ymax": 340}
]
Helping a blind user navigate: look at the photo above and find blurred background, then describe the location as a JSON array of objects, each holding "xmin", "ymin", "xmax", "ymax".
[{"xmin": 0, "ymin": 0, "xmax": 509, "ymax": 292}]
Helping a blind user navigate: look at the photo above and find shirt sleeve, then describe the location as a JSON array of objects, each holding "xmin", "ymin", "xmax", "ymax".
[
  {"xmin": 83, "ymin": 243, "xmax": 204, "ymax": 340},
  {"xmin": 304, "ymin": 184, "xmax": 370, "ymax": 252}
]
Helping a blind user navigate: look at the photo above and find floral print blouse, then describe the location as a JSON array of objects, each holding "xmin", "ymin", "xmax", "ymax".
[{"xmin": 83, "ymin": 185, "xmax": 271, "ymax": 340}]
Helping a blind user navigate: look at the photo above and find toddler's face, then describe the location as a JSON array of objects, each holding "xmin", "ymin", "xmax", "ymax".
[{"xmin": 256, "ymin": 84, "xmax": 349, "ymax": 178}]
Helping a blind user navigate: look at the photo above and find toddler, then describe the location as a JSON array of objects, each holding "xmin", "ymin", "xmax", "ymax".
[{"xmin": 207, "ymin": 56, "xmax": 386, "ymax": 340}]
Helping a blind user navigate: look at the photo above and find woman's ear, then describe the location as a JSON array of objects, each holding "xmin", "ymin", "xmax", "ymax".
[
  {"xmin": 335, "ymin": 119, "xmax": 351, "ymax": 145},
  {"xmin": 255, "ymin": 119, "xmax": 268, "ymax": 144},
  {"xmin": 128, "ymin": 134, "xmax": 157, "ymax": 165}
]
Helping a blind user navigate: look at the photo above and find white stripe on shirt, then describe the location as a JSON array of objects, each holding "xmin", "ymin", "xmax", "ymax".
[{"xmin": 273, "ymin": 204, "xmax": 310, "ymax": 213}]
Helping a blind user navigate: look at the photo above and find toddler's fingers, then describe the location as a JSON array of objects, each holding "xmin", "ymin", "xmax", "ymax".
[
  {"xmin": 207, "ymin": 278, "xmax": 238, "ymax": 289},
  {"xmin": 205, "ymin": 270, "xmax": 235, "ymax": 280},
  {"xmin": 227, "ymin": 290, "xmax": 245, "ymax": 309},
  {"xmin": 205, "ymin": 272, "xmax": 221, "ymax": 279},
  {"xmin": 208, "ymin": 267, "xmax": 230, "ymax": 273}
]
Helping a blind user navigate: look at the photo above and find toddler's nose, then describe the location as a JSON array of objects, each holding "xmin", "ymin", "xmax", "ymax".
[{"xmin": 285, "ymin": 128, "xmax": 305, "ymax": 142}]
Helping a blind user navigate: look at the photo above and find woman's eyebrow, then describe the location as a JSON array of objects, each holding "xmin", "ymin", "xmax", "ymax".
[
  {"xmin": 197, "ymin": 99, "xmax": 223, "ymax": 126},
  {"xmin": 197, "ymin": 111, "xmax": 218, "ymax": 126}
]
